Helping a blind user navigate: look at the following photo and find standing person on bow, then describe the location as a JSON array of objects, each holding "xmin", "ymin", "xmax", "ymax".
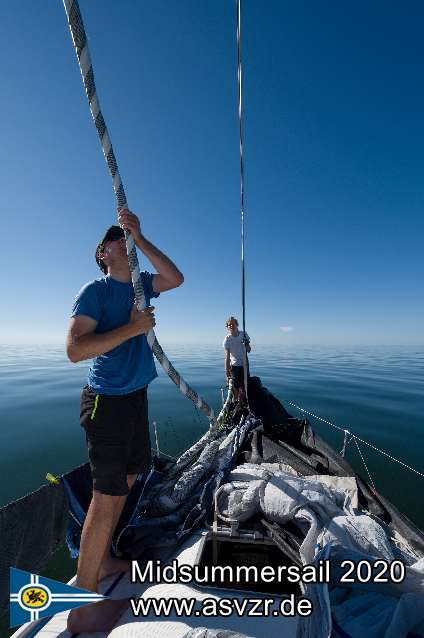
[
  {"xmin": 65, "ymin": 207, "xmax": 183, "ymax": 633},
  {"xmin": 223, "ymin": 316, "xmax": 251, "ymax": 403}
]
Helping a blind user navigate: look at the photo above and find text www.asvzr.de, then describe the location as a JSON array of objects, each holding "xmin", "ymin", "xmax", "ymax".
[{"xmin": 130, "ymin": 595, "xmax": 312, "ymax": 618}]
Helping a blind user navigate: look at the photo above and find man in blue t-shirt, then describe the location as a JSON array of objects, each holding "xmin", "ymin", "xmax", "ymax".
[{"xmin": 66, "ymin": 207, "xmax": 183, "ymax": 633}]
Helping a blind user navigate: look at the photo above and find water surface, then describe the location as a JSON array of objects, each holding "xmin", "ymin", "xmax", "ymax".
[{"xmin": 0, "ymin": 344, "xmax": 423, "ymax": 528}]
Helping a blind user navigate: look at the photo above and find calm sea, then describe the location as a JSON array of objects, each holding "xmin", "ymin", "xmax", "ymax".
[{"xmin": 0, "ymin": 344, "xmax": 423, "ymax": 530}]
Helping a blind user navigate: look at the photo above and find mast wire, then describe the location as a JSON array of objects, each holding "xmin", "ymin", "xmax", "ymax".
[{"xmin": 236, "ymin": 0, "xmax": 249, "ymax": 404}]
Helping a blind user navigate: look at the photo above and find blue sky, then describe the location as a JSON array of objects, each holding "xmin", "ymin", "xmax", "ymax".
[{"xmin": 1, "ymin": 1, "xmax": 423, "ymax": 345}]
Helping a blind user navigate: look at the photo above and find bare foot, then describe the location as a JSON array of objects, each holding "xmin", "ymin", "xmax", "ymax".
[
  {"xmin": 98, "ymin": 555, "xmax": 131, "ymax": 582},
  {"xmin": 67, "ymin": 598, "xmax": 129, "ymax": 633}
]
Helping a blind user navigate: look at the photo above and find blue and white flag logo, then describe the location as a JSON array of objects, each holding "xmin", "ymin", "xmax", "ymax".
[{"xmin": 10, "ymin": 568, "xmax": 105, "ymax": 627}]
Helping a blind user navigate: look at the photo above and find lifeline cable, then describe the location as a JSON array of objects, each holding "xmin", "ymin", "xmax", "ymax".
[
  {"xmin": 62, "ymin": 0, "xmax": 215, "ymax": 423},
  {"xmin": 236, "ymin": 0, "xmax": 249, "ymax": 403},
  {"xmin": 288, "ymin": 401, "xmax": 424, "ymax": 479}
]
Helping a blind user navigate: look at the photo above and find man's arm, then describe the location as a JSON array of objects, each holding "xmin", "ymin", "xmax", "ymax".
[
  {"xmin": 118, "ymin": 208, "xmax": 184, "ymax": 293},
  {"xmin": 224, "ymin": 348, "xmax": 231, "ymax": 379},
  {"xmin": 66, "ymin": 306, "xmax": 155, "ymax": 363},
  {"xmin": 137, "ymin": 235, "xmax": 184, "ymax": 293}
]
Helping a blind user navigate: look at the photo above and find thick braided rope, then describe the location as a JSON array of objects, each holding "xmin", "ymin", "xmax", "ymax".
[{"xmin": 63, "ymin": 0, "xmax": 215, "ymax": 423}]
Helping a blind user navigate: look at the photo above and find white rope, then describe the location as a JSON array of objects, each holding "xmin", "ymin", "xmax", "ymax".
[
  {"xmin": 288, "ymin": 401, "xmax": 424, "ymax": 479},
  {"xmin": 153, "ymin": 421, "xmax": 160, "ymax": 456},
  {"xmin": 341, "ymin": 429, "xmax": 348, "ymax": 457},
  {"xmin": 340, "ymin": 429, "xmax": 354, "ymax": 457},
  {"xmin": 62, "ymin": 0, "xmax": 216, "ymax": 424},
  {"xmin": 216, "ymin": 381, "xmax": 234, "ymax": 425}
]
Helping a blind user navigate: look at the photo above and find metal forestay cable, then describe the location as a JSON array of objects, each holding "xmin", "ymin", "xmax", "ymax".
[
  {"xmin": 236, "ymin": 0, "xmax": 249, "ymax": 405},
  {"xmin": 62, "ymin": 0, "xmax": 216, "ymax": 424},
  {"xmin": 288, "ymin": 401, "xmax": 424, "ymax": 480}
]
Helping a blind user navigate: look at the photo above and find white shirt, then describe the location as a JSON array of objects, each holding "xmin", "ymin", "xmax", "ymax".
[{"xmin": 223, "ymin": 331, "xmax": 250, "ymax": 366}]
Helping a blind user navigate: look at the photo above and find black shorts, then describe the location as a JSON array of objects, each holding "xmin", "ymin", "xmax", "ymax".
[
  {"xmin": 80, "ymin": 385, "xmax": 152, "ymax": 496},
  {"xmin": 231, "ymin": 365, "xmax": 249, "ymax": 389}
]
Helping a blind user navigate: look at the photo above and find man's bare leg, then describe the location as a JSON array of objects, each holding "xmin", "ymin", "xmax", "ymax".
[
  {"xmin": 67, "ymin": 487, "xmax": 132, "ymax": 633},
  {"xmin": 98, "ymin": 474, "xmax": 137, "ymax": 581}
]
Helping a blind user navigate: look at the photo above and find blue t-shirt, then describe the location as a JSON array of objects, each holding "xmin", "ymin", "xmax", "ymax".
[{"xmin": 71, "ymin": 273, "xmax": 160, "ymax": 395}]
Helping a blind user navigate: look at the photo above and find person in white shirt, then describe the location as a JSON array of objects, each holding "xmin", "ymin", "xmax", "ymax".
[{"xmin": 223, "ymin": 316, "xmax": 251, "ymax": 402}]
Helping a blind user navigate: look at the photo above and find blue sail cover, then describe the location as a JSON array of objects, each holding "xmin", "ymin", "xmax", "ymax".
[{"xmin": 62, "ymin": 412, "xmax": 260, "ymax": 560}]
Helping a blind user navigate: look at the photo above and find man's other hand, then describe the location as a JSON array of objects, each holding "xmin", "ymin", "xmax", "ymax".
[{"xmin": 128, "ymin": 305, "xmax": 155, "ymax": 335}]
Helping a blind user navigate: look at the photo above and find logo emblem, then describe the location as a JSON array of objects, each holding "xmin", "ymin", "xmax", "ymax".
[
  {"xmin": 10, "ymin": 568, "xmax": 105, "ymax": 628},
  {"xmin": 20, "ymin": 585, "xmax": 50, "ymax": 611}
]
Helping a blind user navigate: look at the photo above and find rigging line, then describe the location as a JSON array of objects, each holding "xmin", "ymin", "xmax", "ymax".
[
  {"xmin": 62, "ymin": 0, "xmax": 215, "ymax": 423},
  {"xmin": 288, "ymin": 401, "xmax": 424, "ymax": 479},
  {"xmin": 236, "ymin": 0, "xmax": 249, "ymax": 403},
  {"xmin": 236, "ymin": 0, "xmax": 246, "ymax": 333},
  {"xmin": 340, "ymin": 430, "xmax": 353, "ymax": 457},
  {"xmin": 354, "ymin": 437, "xmax": 376, "ymax": 493}
]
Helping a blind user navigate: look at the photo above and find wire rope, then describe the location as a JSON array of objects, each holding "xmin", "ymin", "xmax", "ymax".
[
  {"xmin": 288, "ymin": 401, "xmax": 424, "ymax": 479},
  {"xmin": 236, "ymin": 0, "xmax": 249, "ymax": 403}
]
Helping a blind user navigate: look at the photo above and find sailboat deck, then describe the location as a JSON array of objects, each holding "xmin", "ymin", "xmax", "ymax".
[{"xmin": 16, "ymin": 531, "xmax": 298, "ymax": 638}]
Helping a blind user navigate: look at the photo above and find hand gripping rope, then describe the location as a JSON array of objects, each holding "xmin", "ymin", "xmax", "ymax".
[{"xmin": 62, "ymin": 0, "xmax": 216, "ymax": 424}]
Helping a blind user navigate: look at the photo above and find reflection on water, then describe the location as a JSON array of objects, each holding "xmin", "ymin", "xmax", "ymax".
[{"xmin": 0, "ymin": 344, "xmax": 423, "ymax": 527}]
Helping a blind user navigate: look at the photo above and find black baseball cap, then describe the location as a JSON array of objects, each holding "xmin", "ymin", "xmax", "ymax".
[{"xmin": 95, "ymin": 225, "xmax": 125, "ymax": 272}]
